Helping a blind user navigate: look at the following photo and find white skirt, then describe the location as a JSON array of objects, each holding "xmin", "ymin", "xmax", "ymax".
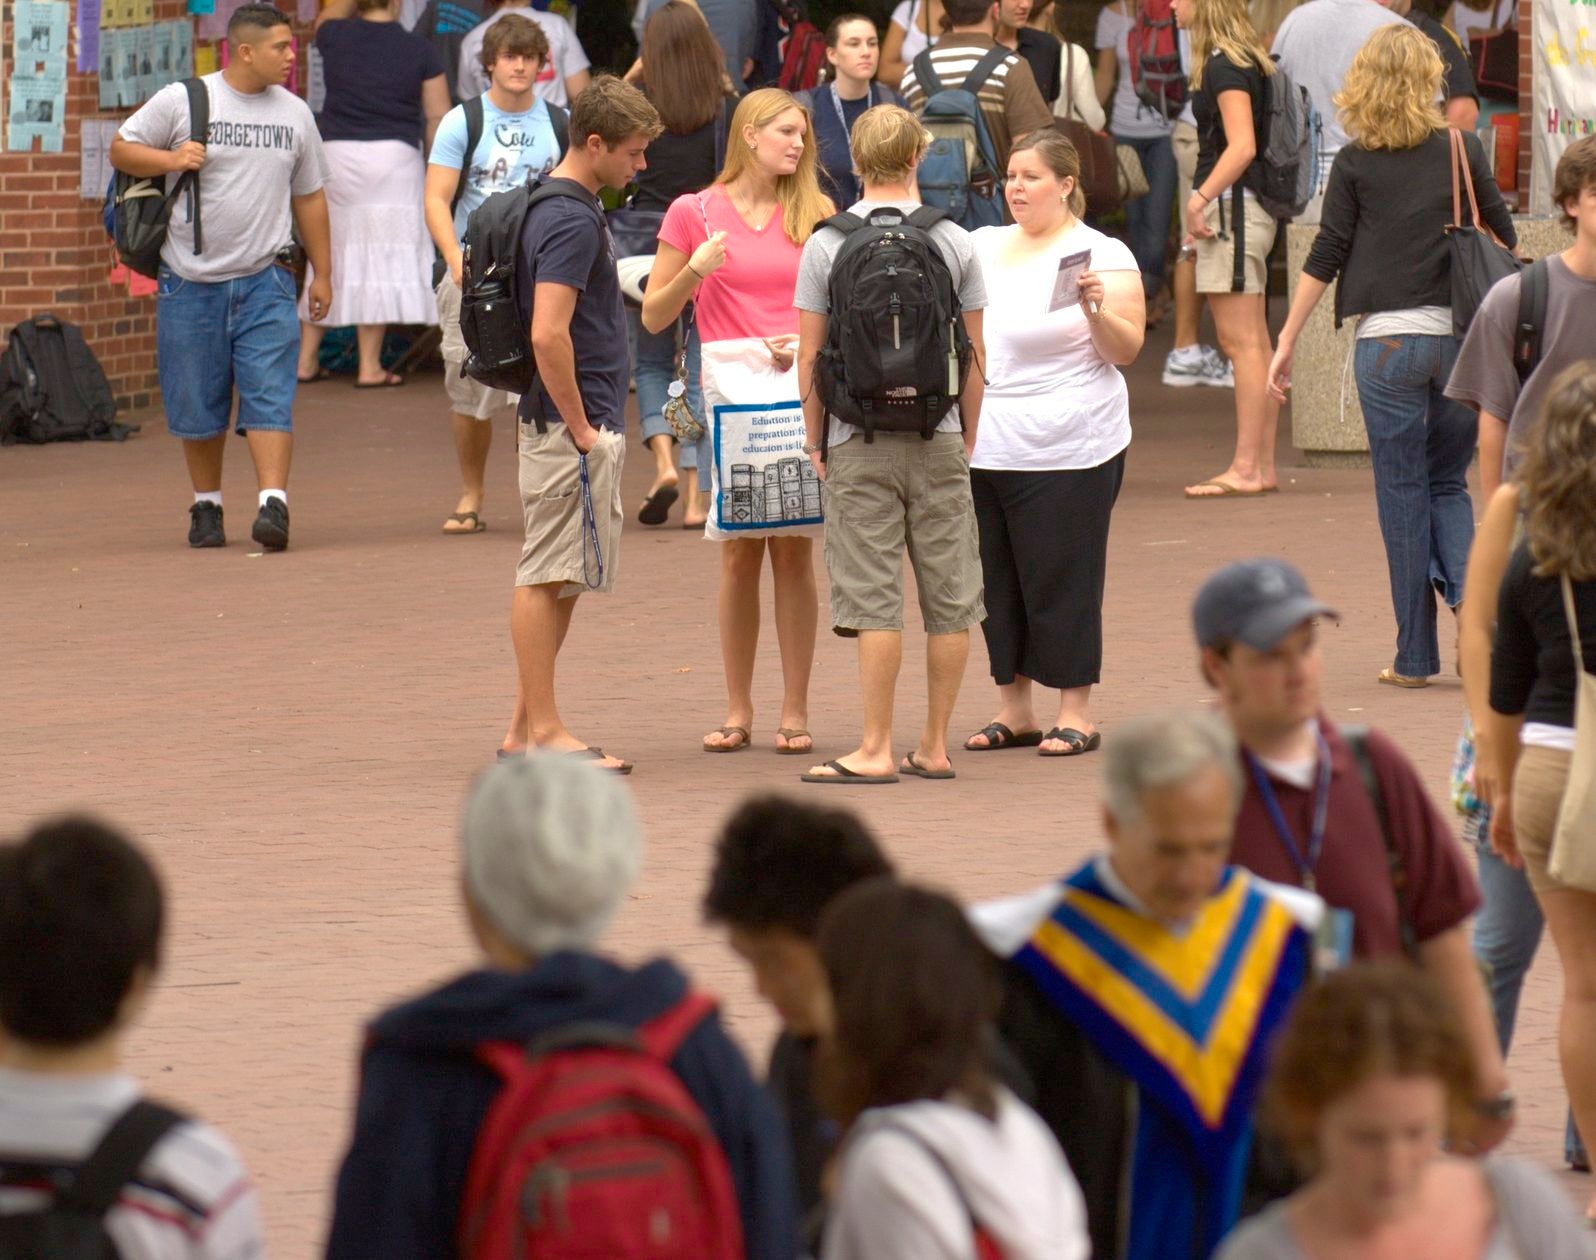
[{"xmin": 299, "ymin": 138, "xmax": 436, "ymax": 328}]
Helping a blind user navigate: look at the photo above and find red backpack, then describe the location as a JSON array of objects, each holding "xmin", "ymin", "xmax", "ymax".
[
  {"xmin": 457, "ymin": 993, "xmax": 745, "ymax": 1260},
  {"xmin": 1127, "ymin": 0, "xmax": 1186, "ymax": 123},
  {"xmin": 770, "ymin": 0, "xmax": 827, "ymax": 92}
]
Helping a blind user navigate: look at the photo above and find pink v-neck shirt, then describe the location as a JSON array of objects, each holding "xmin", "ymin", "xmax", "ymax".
[{"xmin": 659, "ymin": 185, "xmax": 802, "ymax": 343}]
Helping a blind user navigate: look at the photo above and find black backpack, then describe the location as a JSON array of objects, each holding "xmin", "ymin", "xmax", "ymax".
[
  {"xmin": 0, "ymin": 315, "xmax": 131, "ymax": 446},
  {"xmin": 458, "ymin": 176, "xmax": 603, "ymax": 405},
  {"xmin": 105, "ymin": 77, "xmax": 208, "ymax": 280},
  {"xmin": 1512, "ymin": 255, "xmax": 1549, "ymax": 383},
  {"xmin": 813, "ymin": 205, "xmax": 972, "ymax": 457},
  {"xmin": 0, "ymin": 1101, "xmax": 185, "ymax": 1259}
]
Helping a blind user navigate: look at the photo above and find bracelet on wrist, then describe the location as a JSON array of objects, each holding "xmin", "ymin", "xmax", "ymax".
[
  {"xmin": 1473, "ymin": 1089, "xmax": 1516, "ymax": 1121},
  {"xmin": 1195, "ymin": 189, "xmax": 1212, "ymax": 205},
  {"xmin": 686, "ymin": 262, "xmax": 705, "ymax": 281}
]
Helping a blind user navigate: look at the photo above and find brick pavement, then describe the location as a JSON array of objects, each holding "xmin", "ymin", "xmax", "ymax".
[{"xmin": 0, "ymin": 330, "xmax": 1584, "ymax": 1255}]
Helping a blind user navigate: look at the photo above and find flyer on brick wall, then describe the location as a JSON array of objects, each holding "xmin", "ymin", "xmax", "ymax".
[
  {"xmin": 77, "ymin": 0, "xmax": 101, "ymax": 72},
  {"xmin": 7, "ymin": 77, "xmax": 66, "ymax": 152},
  {"xmin": 135, "ymin": 24, "xmax": 159, "ymax": 101},
  {"xmin": 99, "ymin": 26, "xmax": 120, "ymax": 106},
  {"xmin": 13, "ymin": 0, "xmax": 70, "ymax": 75}
]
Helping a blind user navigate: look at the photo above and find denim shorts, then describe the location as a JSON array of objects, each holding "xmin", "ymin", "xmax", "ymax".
[{"xmin": 156, "ymin": 262, "xmax": 299, "ymax": 440}]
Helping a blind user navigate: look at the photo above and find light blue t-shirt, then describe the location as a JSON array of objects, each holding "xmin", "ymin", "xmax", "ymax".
[{"xmin": 429, "ymin": 95, "xmax": 559, "ymax": 241}]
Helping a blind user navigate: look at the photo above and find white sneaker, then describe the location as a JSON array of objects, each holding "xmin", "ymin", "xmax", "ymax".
[
  {"xmin": 1162, "ymin": 348, "xmax": 1210, "ymax": 387},
  {"xmin": 1199, "ymin": 345, "xmax": 1235, "ymax": 389}
]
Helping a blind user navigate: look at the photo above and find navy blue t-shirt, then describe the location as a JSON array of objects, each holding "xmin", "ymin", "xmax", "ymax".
[
  {"xmin": 515, "ymin": 180, "xmax": 629, "ymax": 433},
  {"xmin": 315, "ymin": 20, "xmax": 445, "ymax": 146}
]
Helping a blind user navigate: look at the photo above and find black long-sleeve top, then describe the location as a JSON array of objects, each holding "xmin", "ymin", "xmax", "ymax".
[
  {"xmin": 1491, "ymin": 539, "xmax": 1596, "ymax": 727},
  {"xmin": 1303, "ymin": 128, "xmax": 1516, "ymax": 327}
]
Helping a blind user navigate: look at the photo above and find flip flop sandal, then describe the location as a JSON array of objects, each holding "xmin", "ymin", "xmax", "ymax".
[
  {"xmin": 564, "ymin": 746, "xmax": 633, "ymax": 775},
  {"xmin": 354, "ymin": 373, "xmax": 405, "ymax": 389},
  {"xmin": 443, "ymin": 511, "xmax": 486, "ymax": 534},
  {"xmin": 1184, "ymin": 480, "xmax": 1270, "ymax": 499},
  {"xmin": 638, "ymin": 485, "xmax": 680, "ymax": 526},
  {"xmin": 495, "ymin": 747, "xmax": 523, "ymax": 761},
  {"xmin": 1039, "ymin": 728, "xmax": 1102, "ymax": 757},
  {"xmin": 900, "ymin": 752, "xmax": 955, "ymax": 780},
  {"xmin": 1377, "ymin": 668, "xmax": 1429, "ymax": 689},
  {"xmin": 800, "ymin": 759, "xmax": 899, "ymax": 785},
  {"xmin": 964, "ymin": 722, "xmax": 1045, "ymax": 751},
  {"xmin": 296, "ymin": 367, "xmax": 331, "ymax": 384},
  {"xmin": 703, "ymin": 725, "xmax": 751, "ymax": 753},
  {"xmin": 775, "ymin": 727, "xmax": 813, "ymax": 755}
]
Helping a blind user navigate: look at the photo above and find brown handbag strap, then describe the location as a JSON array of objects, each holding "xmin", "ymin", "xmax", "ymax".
[
  {"xmin": 1449, "ymin": 126, "xmax": 1467, "ymax": 227},
  {"xmin": 1564, "ymin": 574, "xmax": 1586, "ymax": 677}
]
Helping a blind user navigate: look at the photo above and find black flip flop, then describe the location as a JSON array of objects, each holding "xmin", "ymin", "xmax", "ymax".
[
  {"xmin": 353, "ymin": 373, "xmax": 405, "ymax": 390},
  {"xmin": 900, "ymin": 752, "xmax": 955, "ymax": 780},
  {"xmin": 638, "ymin": 484, "xmax": 680, "ymax": 526},
  {"xmin": 801, "ymin": 759, "xmax": 899, "ymax": 785},
  {"xmin": 964, "ymin": 722, "xmax": 1045, "ymax": 751},
  {"xmin": 564, "ymin": 746, "xmax": 633, "ymax": 775},
  {"xmin": 1039, "ymin": 728, "xmax": 1101, "ymax": 758}
]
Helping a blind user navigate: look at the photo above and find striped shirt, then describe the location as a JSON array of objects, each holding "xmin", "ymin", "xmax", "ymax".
[
  {"xmin": 0, "ymin": 1070, "xmax": 264, "ymax": 1260},
  {"xmin": 899, "ymin": 34, "xmax": 1056, "ymax": 173}
]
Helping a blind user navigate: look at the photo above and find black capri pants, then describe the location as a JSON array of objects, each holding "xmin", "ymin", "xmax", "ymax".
[{"xmin": 971, "ymin": 450, "xmax": 1125, "ymax": 690}]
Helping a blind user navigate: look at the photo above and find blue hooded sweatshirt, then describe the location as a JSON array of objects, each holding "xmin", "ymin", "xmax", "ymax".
[{"xmin": 324, "ymin": 952, "xmax": 801, "ymax": 1260}]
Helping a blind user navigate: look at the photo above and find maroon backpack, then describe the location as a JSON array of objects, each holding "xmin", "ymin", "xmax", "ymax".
[
  {"xmin": 770, "ymin": 0, "xmax": 827, "ymax": 92},
  {"xmin": 1127, "ymin": 0, "xmax": 1186, "ymax": 122},
  {"xmin": 457, "ymin": 993, "xmax": 745, "ymax": 1260}
]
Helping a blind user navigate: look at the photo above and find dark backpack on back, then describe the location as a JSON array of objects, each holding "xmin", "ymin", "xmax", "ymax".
[
  {"xmin": 0, "ymin": 315, "xmax": 130, "ymax": 446},
  {"xmin": 104, "ymin": 77, "xmax": 208, "ymax": 279},
  {"xmin": 456, "ymin": 993, "xmax": 744, "ymax": 1260},
  {"xmin": 1512, "ymin": 255, "xmax": 1549, "ymax": 383},
  {"xmin": 911, "ymin": 47, "xmax": 1009, "ymax": 231},
  {"xmin": 1248, "ymin": 60, "xmax": 1319, "ymax": 221},
  {"xmin": 814, "ymin": 206, "xmax": 972, "ymax": 457},
  {"xmin": 1128, "ymin": 0, "xmax": 1185, "ymax": 122},
  {"xmin": 458, "ymin": 176, "xmax": 602, "ymax": 403},
  {"xmin": 0, "ymin": 1101, "xmax": 185, "ymax": 1260}
]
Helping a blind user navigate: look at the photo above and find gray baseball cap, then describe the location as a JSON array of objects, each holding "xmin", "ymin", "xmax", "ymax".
[{"xmin": 1192, "ymin": 558, "xmax": 1338, "ymax": 651}]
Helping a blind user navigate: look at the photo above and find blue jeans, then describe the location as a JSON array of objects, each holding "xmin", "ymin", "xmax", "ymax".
[
  {"xmin": 628, "ymin": 307, "xmax": 703, "ymax": 470},
  {"xmin": 156, "ymin": 263, "xmax": 299, "ymax": 439},
  {"xmin": 1353, "ymin": 334, "xmax": 1476, "ymax": 677},
  {"xmin": 1472, "ymin": 827, "xmax": 1589, "ymax": 1165},
  {"xmin": 1116, "ymin": 132, "xmax": 1177, "ymax": 296}
]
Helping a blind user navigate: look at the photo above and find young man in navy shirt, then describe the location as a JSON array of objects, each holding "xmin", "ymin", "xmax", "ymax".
[{"xmin": 510, "ymin": 75, "xmax": 660, "ymax": 775}]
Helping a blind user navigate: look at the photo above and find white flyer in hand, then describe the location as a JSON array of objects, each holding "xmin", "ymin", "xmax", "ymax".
[{"xmin": 1048, "ymin": 249, "xmax": 1092, "ymax": 313}]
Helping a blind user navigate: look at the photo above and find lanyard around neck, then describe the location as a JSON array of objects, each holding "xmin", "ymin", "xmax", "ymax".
[{"xmin": 1244, "ymin": 729, "xmax": 1332, "ymax": 893}]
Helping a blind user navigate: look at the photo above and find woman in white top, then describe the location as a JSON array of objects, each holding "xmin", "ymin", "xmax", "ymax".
[
  {"xmin": 818, "ymin": 880, "xmax": 1090, "ymax": 1260},
  {"xmin": 1096, "ymin": 0, "xmax": 1177, "ymax": 321},
  {"xmin": 880, "ymin": 0, "xmax": 946, "ymax": 89},
  {"xmin": 1216, "ymin": 963, "xmax": 1593, "ymax": 1258},
  {"xmin": 964, "ymin": 131, "xmax": 1143, "ymax": 757}
]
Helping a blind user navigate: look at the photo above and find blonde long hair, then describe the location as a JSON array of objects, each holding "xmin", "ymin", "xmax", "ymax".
[
  {"xmin": 1189, "ymin": 0, "xmax": 1275, "ymax": 89},
  {"xmin": 1335, "ymin": 25, "xmax": 1446, "ymax": 151},
  {"xmin": 714, "ymin": 88, "xmax": 833, "ymax": 247}
]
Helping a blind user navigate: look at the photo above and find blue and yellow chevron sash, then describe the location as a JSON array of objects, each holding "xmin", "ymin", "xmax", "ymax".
[{"xmin": 1014, "ymin": 863, "xmax": 1310, "ymax": 1169}]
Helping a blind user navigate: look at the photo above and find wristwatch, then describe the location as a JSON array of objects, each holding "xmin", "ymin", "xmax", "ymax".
[{"xmin": 801, "ymin": 440, "xmax": 822, "ymax": 455}]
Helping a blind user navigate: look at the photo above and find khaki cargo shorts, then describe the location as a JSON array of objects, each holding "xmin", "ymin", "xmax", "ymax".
[
  {"xmin": 436, "ymin": 272, "xmax": 518, "ymax": 421},
  {"xmin": 823, "ymin": 430, "xmax": 985, "ymax": 634},
  {"xmin": 516, "ymin": 424, "xmax": 625, "ymax": 597},
  {"xmin": 1195, "ymin": 191, "xmax": 1278, "ymax": 296}
]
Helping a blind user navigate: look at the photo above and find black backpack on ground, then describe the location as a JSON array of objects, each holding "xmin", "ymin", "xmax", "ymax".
[
  {"xmin": 0, "ymin": 1101, "xmax": 185, "ymax": 1259},
  {"xmin": 813, "ymin": 205, "xmax": 972, "ymax": 459},
  {"xmin": 1512, "ymin": 256, "xmax": 1549, "ymax": 383},
  {"xmin": 458, "ymin": 176, "xmax": 603, "ymax": 408},
  {"xmin": 105, "ymin": 77, "xmax": 208, "ymax": 280},
  {"xmin": 0, "ymin": 315, "xmax": 131, "ymax": 445}
]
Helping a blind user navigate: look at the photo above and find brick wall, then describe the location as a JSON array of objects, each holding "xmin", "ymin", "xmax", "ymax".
[{"xmin": 1519, "ymin": 0, "xmax": 1533, "ymax": 197}]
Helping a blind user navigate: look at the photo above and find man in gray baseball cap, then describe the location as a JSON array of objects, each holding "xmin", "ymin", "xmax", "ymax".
[{"xmin": 1192, "ymin": 559, "xmax": 1510, "ymax": 1148}]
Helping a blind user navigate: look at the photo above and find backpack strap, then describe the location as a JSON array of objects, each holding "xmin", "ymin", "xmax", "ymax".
[
  {"xmin": 818, "ymin": 211, "xmax": 866, "ymax": 236},
  {"xmin": 182, "ymin": 76, "xmax": 208, "ymax": 256},
  {"xmin": 451, "ymin": 95, "xmax": 487, "ymax": 218},
  {"xmin": 868, "ymin": 1123, "xmax": 1002, "ymax": 1258},
  {"xmin": 960, "ymin": 44, "xmax": 1013, "ymax": 100},
  {"xmin": 519, "ymin": 178, "xmax": 608, "ymax": 432},
  {"xmin": 1512, "ymin": 256, "xmax": 1547, "ymax": 384},
  {"xmin": 57, "ymin": 1101, "xmax": 187, "ymax": 1219},
  {"xmin": 548, "ymin": 102, "xmax": 569, "ymax": 158},
  {"xmin": 905, "ymin": 204, "xmax": 949, "ymax": 231},
  {"xmin": 636, "ymin": 991, "xmax": 716, "ymax": 1061},
  {"xmin": 1343, "ymin": 724, "xmax": 1419, "ymax": 962},
  {"xmin": 912, "ymin": 48, "xmax": 943, "ymax": 97}
]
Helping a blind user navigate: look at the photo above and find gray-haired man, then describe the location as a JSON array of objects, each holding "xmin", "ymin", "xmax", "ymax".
[{"xmin": 971, "ymin": 710, "xmax": 1323, "ymax": 1260}]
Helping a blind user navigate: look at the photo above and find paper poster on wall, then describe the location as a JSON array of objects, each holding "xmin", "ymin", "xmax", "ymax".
[
  {"xmin": 1531, "ymin": 0, "xmax": 1596, "ymax": 212},
  {"xmin": 99, "ymin": 25, "xmax": 119, "ymax": 105},
  {"xmin": 195, "ymin": 41, "xmax": 218, "ymax": 74},
  {"xmin": 119, "ymin": 26, "xmax": 141, "ymax": 105},
  {"xmin": 13, "ymin": 0, "xmax": 70, "ymax": 71},
  {"xmin": 197, "ymin": 0, "xmax": 244, "ymax": 39},
  {"xmin": 77, "ymin": 0, "xmax": 100, "ymax": 71},
  {"xmin": 8, "ymin": 0, "xmax": 68, "ymax": 152},
  {"xmin": 80, "ymin": 118, "xmax": 119, "ymax": 197},
  {"xmin": 172, "ymin": 20, "xmax": 193, "ymax": 76},
  {"xmin": 7, "ymin": 78, "xmax": 66, "ymax": 151},
  {"xmin": 135, "ymin": 24, "xmax": 158, "ymax": 100}
]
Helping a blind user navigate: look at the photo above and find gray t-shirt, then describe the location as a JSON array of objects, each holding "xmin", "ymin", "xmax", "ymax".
[
  {"xmin": 1445, "ymin": 253, "xmax": 1596, "ymax": 479},
  {"xmin": 120, "ymin": 73, "xmax": 330, "ymax": 282},
  {"xmin": 1214, "ymin": 1158, "xmax": 1591, "ymax": 1260},
  {"xmin": 794, "ymin": 200, "xmax": 988, "ymax": 448}
]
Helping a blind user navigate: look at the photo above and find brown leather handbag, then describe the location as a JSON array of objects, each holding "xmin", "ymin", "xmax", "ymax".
[{"xmin": 1054, "ymin": 44, "xmax": 1122, "ymax": 216}]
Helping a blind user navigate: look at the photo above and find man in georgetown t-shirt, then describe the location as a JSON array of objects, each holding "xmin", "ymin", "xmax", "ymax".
[{"xmin": 113, "ymin": 3, "xmax": 331, "ymax": 552}]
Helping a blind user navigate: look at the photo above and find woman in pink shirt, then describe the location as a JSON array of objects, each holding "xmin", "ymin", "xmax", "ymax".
[{"xmin": 643, "ymin": 88, "xmax": 833, "ymax": 755}]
